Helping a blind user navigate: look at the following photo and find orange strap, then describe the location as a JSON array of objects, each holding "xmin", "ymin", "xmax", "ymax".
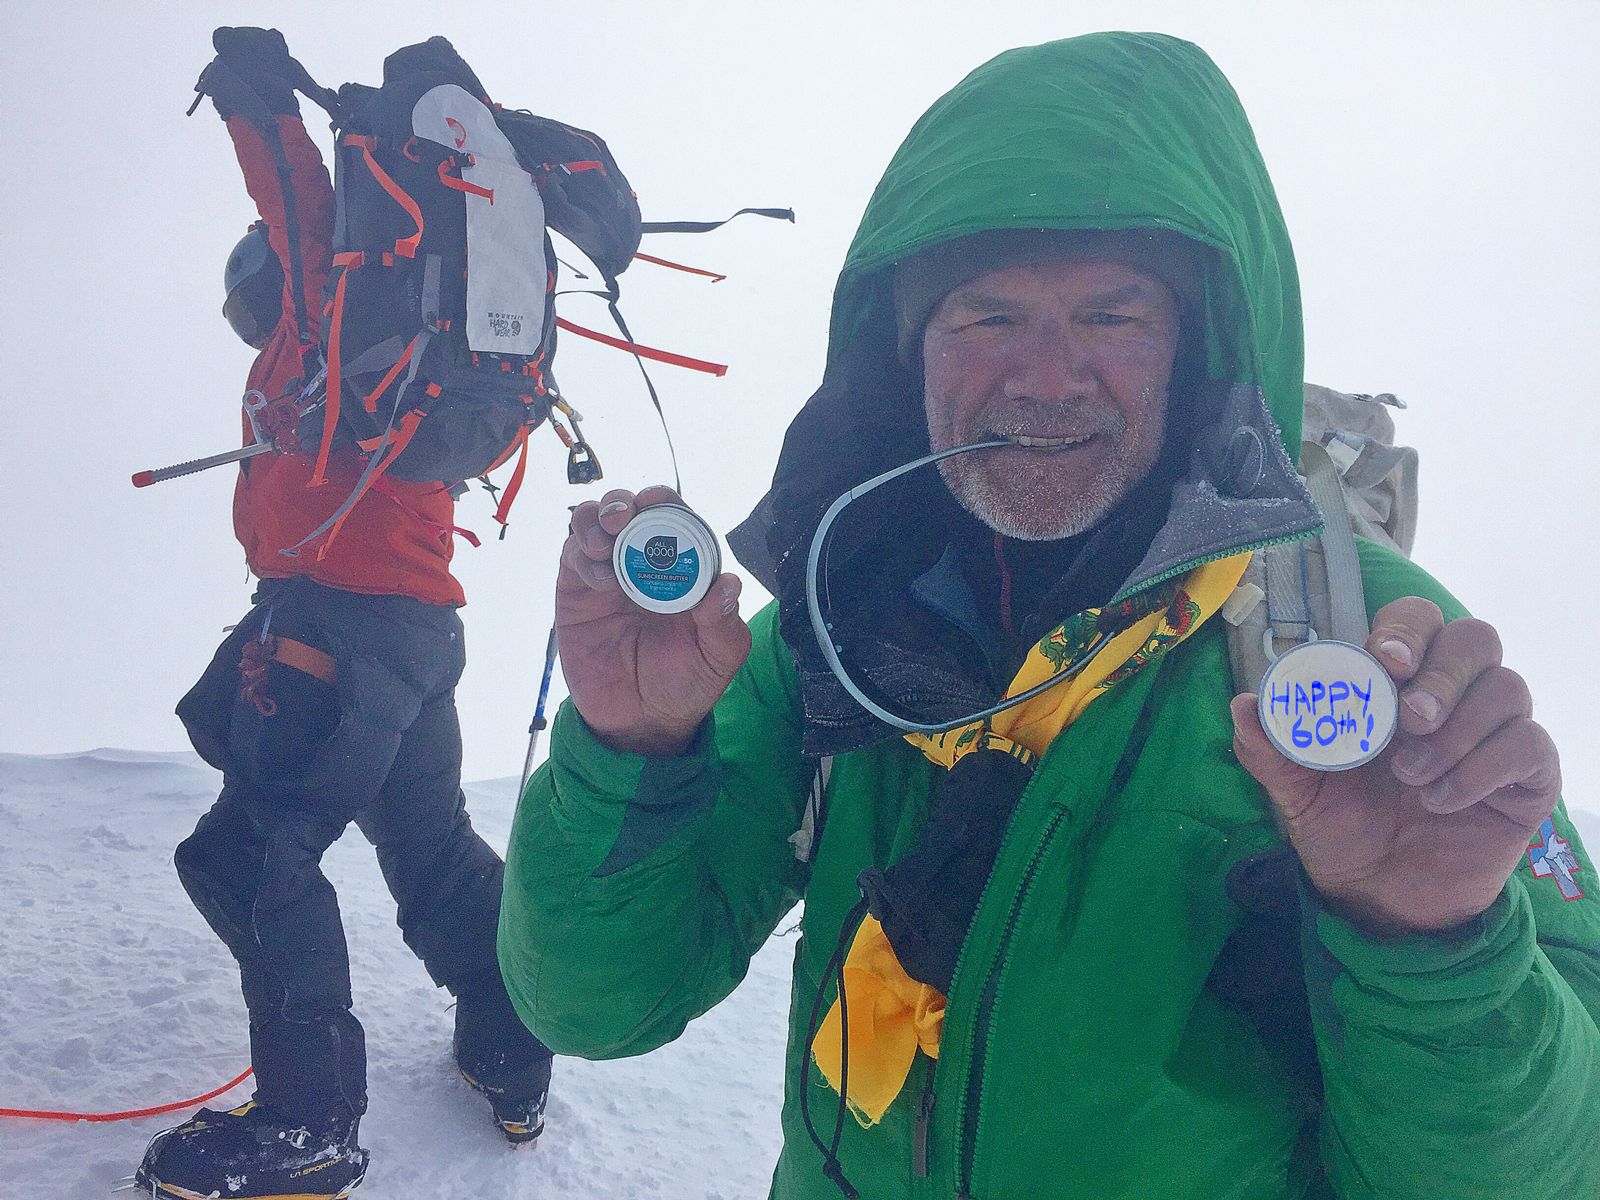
[
  {"xmin": 492, "ymin": 425, "xmax": 532, "ymax": 530},
  {"xmin": 359, "ymin": 333, "xmax": 419, "ymax": 415},
  {"xmin": 317, "ymin": 410, "xmax": 425, "ymax": 561},
  {"xmin": 271, "ymin": 636, "xmax": 337, "ymax": 685},
  {"xmin": 548, "ymin": 412, "xmax": 575, "ymax": 448},
  {"xmin": 480, "ymin": 400, "xmax": 539, "ymax": 474},
  {"xmin": 437, "ymin": 159, "xmax": 494, "ymax": 202},
  {"xmin": 312, "ymin": 251, "xmax": 363, "ymax": 487},
  {"xmin": 633, "ymin": 252, "xmax": 727, "ymax": 283},
  {"xmin": 346, "ymin": 135, "xmax": 424, "ymax": 258},
  {"xmin": 554, "ymin": 317, "xmax": 728, "ymax": 377},
  {"xmin": 373, "ymin": 476, "xmax": 482, "ymax": 549}
]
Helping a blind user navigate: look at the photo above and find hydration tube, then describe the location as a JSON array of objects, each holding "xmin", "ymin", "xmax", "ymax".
[{"xmin": 804, "ymin": 438, "xmax": 1115, "ymax": 735}]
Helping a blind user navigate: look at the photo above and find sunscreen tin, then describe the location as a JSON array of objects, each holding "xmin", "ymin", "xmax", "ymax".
[{"xmin": 613, "ymin": 503, "xmax": 721, "ymax": 615}]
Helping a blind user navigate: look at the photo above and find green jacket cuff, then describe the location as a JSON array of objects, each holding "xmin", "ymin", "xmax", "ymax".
[
  {"xmin": 547, "ymin": 701, "xmax": 723, "ymax": 876},
  {"xmin": 1307, "ymin": 875, "xmax": 1537, "ymax": 1038}
]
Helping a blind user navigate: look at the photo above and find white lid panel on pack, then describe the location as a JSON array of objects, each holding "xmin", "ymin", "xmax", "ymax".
[{"xmin": 412, "ymin": 84, "xmax": 547, "ymax": 357}]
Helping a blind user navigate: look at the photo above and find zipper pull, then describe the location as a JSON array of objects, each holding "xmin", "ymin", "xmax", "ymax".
[{"xmin": 912, "ymin": 1066, "xmax": 935, "ymax": 1178}]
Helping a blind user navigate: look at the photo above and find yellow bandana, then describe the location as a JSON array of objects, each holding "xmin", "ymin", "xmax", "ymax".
[{"xmin": 812, "ymin": 552, "xmax": 1252, "ymax": 1125}]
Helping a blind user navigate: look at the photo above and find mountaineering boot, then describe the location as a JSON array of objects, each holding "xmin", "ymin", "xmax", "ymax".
[
  {"xmin": 458, "ymin": 1060, "xmax": 549, "ymax": 1145},
  {"xmin": 453, "ymin": 977, "xmax": 554, "ymax": 1145},
  {"xmin": 132, "ymin": 1100, "xmax": 369, "ymax": 1200}
]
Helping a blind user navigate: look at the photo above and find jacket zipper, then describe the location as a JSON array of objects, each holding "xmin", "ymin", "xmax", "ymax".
[
  {"xmin": 912, "ymin": 1063, "xmax": 935, "ymax": 1177},
  {"xmin": 953, "ymin": 806, "xmax": 1071, "ymax": 1198},
  {"xmin": 1108, "ymin": 530, "xmax": 1314, "ymax": 606}
]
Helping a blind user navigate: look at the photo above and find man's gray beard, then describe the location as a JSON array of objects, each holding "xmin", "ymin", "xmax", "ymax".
[{"xmin": 936, "ymin": 453, "xmax": 1131, "ymax": 540}]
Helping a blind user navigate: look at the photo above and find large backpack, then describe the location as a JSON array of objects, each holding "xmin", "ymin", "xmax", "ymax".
[
  {"xmin": 286, "ymin": 37, "xmax": 643, "ymax": 555},
  {"xmin": 151, "ymin": 35, "xmax": 790, "ymax": 524}
]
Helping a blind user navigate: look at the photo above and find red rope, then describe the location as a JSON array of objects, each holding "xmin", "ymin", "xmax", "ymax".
[{"xmin": 0, "ymin": 1066, "xmax": 253, "ymax": 1123}]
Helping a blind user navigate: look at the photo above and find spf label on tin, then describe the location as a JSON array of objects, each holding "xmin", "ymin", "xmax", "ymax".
[{"xmin": 1256, "ymin": 639, "xmax": 1399, "ymax": 772}]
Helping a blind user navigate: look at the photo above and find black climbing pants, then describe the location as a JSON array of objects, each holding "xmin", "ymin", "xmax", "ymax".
[{"xmin": 174, "ymin": 577, "xmax": 546, "ymax": 1125}]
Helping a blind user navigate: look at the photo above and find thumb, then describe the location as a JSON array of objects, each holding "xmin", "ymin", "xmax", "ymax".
[
  {"xmin": 689, "ymin": 574, "xmax": 754, "ymax": 680},
  {"xmin": 1230, "ymin": 692, "xmax": 1323, "ymax": 830}
]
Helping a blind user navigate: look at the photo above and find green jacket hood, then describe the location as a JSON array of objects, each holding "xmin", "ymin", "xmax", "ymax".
[{"xmin": 834, "ymin": 31, "xmax": 1305, "ymax": 449}]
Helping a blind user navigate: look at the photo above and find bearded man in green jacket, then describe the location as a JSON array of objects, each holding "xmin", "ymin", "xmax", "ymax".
[{"xmin": 498, "ymin": 32, "xmax": 1600, "ymax": 1200}]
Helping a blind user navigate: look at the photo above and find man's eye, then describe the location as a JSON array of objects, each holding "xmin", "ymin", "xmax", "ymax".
[
  {"xmin": 1082, "ymin": 311, "xmax": 1135, "ymax": 327},
  {"xmin": 972, "ymin": 314, "xmax": 1014, "ymax": 328}
]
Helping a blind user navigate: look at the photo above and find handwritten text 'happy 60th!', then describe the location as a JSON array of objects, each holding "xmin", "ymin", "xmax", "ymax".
[{"xmin": 1265, "ymin": 677, "xmax": 1379, "ymax": 753}]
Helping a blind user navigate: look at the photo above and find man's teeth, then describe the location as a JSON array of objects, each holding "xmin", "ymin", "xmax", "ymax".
[{"xmin": 1005, "ymin": 434, "xmax": 1091, "ymax": 448}]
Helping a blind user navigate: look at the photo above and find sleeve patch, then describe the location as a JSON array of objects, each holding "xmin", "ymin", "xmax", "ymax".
[{"xmin": 1528, "ymin": 818, "xmax": 1585, "ymax": 901}]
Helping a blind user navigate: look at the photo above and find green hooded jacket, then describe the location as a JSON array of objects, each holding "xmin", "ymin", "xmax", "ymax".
[{"xmin": 500, "ymin": 33, "xmax": 1600, "ymax": 1199}]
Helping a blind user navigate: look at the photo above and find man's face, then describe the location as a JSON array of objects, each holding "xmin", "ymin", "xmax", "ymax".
[{"xmin": 921, "ymin": 258, "xmax": 1180, "ymax": 541}]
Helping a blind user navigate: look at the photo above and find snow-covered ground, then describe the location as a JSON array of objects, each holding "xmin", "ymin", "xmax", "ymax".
[
  {"xmin": 0, "ymin": 750, "xmax": 794, "ymax": 1199},
  {"xmin": 5, "ymin": 749, "xmax": 1598, "ymax": 1200}
]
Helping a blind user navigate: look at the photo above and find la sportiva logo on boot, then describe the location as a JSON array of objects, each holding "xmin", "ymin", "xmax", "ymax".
[{"xmin": 644, "ymin": 536, "xmax": 679, "ymax": 570}]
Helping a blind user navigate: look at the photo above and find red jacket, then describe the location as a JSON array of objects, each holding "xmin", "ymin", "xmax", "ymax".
[{"xmin": 227, "ymin": 115, "xmax": 466, "ymax": 608}]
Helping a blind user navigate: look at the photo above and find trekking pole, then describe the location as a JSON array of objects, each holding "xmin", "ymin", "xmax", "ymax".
[{"xmin": 519, "ymin": 623, "xmax": 559, "ymax": 794}]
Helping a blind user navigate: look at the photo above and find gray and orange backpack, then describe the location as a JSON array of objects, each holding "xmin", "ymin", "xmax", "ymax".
[{"xmin": 156, "ymin": 34, "xmax": 789, "ymax": 554}]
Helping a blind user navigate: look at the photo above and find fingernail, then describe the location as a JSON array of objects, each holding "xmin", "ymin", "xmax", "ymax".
[
  {"xmin": 600, "ymin": 500, "xmax": 629, "ymax": 517},
  {"xmin": 1378, "ymin": 638, "xmax": 1415, "ymax": 671},
  {"xmin": 1392, "ymin": 743, "xmax": 1432, "ymax": 780},
  {"xmin": 1403, "ymin": 689, "xmax": 1441, "ymax": 726}
]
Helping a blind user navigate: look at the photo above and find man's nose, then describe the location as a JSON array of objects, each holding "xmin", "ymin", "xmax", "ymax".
[{"xmin": 1001, "ymin": 320, "xmax": 1092, "ymax": 402}]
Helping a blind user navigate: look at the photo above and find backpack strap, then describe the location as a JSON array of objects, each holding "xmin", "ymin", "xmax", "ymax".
[
  {"xmin": 1224, "ymin": 441, "xmax": 1372, "ymax": 694},
  {"xmin": 790, "ymin": 755, "xmax": 833, "ymax": 864},
  {"xmin": 640, "ymin": 207, "xmax": 795, "ymax": 235},
  {"xmin": 633, "ymin": 252, "xmax": 728, "ymax": 282},
  {"xmin": 1298, "ymin": 440, "xmax": 1370, "ymax": 646}
]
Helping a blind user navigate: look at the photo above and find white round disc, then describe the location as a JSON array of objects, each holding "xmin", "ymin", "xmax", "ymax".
[
  {"xmin": 1255, "ymin": 639, "xmax": 1399, "ymax": 772},
  {"xmin": 612, "ymin": 504, "xmax": 720, "ymax": 615}
]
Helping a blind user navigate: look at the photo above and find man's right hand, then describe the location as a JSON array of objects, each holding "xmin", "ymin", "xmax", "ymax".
[{"xmin": 558, "ymin": 486, "xmax": 752, "ymax": 757}]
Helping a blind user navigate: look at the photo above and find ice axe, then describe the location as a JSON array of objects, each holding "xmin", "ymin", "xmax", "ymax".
[
  {"xmin": 131, "ymin": 371, "xmax": 326, "ymax": 488},
  {"xmin": 132, "ymin": 441, "xmax": 276, "ymax": 488}
]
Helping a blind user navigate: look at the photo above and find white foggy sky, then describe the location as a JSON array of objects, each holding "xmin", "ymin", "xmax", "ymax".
[{"xmin": 2, "ymin": 3, "xmax": 1596, "ymax": 807}]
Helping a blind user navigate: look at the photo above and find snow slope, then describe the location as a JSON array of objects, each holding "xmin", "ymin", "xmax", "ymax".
[
  {"xmin": 0, "ymin": 751, "xmax": 793, "ymax": 1199},
  {"xmin": 4, "ymin": 750, "xmax": 1598, "ymax": 1199}
]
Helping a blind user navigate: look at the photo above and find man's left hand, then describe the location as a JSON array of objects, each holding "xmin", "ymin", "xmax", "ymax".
[{"xmin": 1231, "ymin": 596, "xmax": 1562, "ymax": 937}]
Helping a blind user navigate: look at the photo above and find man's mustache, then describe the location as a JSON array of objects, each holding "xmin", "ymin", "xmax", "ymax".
[{"xmin": 967, "ymin": 401, "xmax": 1127, "ymax": 441}]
